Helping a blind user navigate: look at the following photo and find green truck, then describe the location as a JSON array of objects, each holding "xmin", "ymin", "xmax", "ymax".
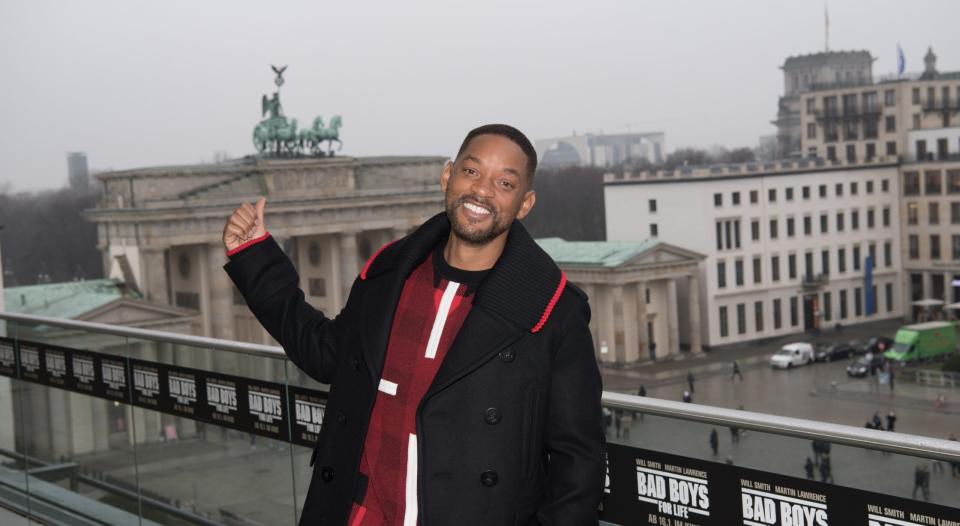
[{"xmin": 883, "ymin": 321, "xmax": 957, "ymax": 363}]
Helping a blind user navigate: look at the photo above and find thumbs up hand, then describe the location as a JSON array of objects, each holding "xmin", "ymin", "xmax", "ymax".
[{"xmin": 223, "ymin": 197, "xmax": 267, "ymax": 253}]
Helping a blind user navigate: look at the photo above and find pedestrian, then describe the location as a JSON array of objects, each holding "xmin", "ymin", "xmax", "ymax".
[
  {"xmin": 637, "ymin": 384, "xmax": 646, "ymax": 420},
  {"xmin": 912, "ymin": 464, "xmax": 930, "ymax": 501},
  {"xmin": 709, "ymin": 428, "xmax": 718, "ymax": 456},
  {"xmin": 687, "ymin": 371, "xmax": 695, "ymax": 394},
  {"xmin": 729, "ymin": 425, "xmax": 740, "ymax": 444},
  {"xmin": 804, "ymin": 457, "xmax": 815, "ymax": 480},
  {"xmin": 618, "ymin": 410, "xmax": 633, "ymax": 440},
  {"xmin": 683, "ymin": 390, "xmax": 692, "ymax": 403},
  {"xmin": 731, "ymin": 360, "xmax": 743, "ymax": 382},
  {"xmin": 886, "ymin": 411, "xmax": 896, "ymax": 432},
  {"xmin": 224, "ymin": 125, "xmax": 605, "ymax": 522},
  {"xmin": 603, "ymin": 407, "xmax": 613, "ymax": 437},
  {"xmin": 819, "ymin": 453, "xmax": 834, "ymax": 484},
  {"xmin": 811, "ymin": 440, "xmax": 822, "ymax": 466},
  {"xmin": 613, "ymin": 409, "xmax": 622, "ymax": 438},
  {"xmin": 872, "ymin": 411, "xmax": 883, "ymax": 430}
]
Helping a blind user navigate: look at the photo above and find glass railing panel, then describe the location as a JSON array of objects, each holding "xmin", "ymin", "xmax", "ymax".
[{"xmin": 600, "ymin": 402, "xmax": 960, "ymax": 525}]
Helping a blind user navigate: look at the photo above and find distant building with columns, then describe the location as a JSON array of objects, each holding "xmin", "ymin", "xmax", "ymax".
[
  {"xmin": 536, "ymin": 238, "xmax": 705, "ymax": 363},
  {"xmin": 83, "ymin": 155, "xmax": 447, "ymax": 346}
]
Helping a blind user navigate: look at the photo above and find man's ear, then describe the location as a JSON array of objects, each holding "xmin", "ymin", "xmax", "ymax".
[
  {"xmin": 440, "ymin": 160, "xmax": 453, "ymax": 192},
  {"xmin": 516, "ymin": 190, "xmax": 536, "ymax": 220}
]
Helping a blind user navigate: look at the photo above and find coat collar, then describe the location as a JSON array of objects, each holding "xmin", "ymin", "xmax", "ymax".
[{"xmin": 362, "ymin": 212, "xmax": 566, "ymax": 333}]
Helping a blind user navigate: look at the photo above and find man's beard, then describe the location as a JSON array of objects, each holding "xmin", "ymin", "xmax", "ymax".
[{"xmin": 446, "ymin": 194, "xmax": 512, "ymax": 246}]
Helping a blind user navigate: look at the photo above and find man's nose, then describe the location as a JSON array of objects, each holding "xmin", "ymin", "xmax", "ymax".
[{"xmin": 470, "ymin": 174, "xmax": 495, "ymax": 197}]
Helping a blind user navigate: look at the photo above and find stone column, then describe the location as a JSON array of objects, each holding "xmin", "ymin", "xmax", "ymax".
[
  {"xmin": 206, "ymin": 243, "xmax": 236, "ymax": 342},
  {"xmin": 140, "ymin": 247, "xmax": 169, "ymax": 304},
  {"xmin": 339, "ymin": 230, "xmax": 361, "ymax": 306},
  {"xmin": 636, "ymin": 281, "xmax": 649, "ymax": 360},
  {"xmin": 667, "ymin": 278, "xmax": 680, "ymax": 356},
  {"xmin": 581, "ymin": 284, "xmax": 599, "ymax": 350},
  {"xmin": 688, "ymin": 273, "xmax": 702, "ymax": 353},
  {"xmin": 329, "ymin": 234, "xmax": 343, "ymax": 312},
  {"xmin": 621, "ymin": 283, "xmax": 640, "ymax": 363},
  {"xmin": 597, "ymin": 285, "xmax": 616, "ymax": 364}
]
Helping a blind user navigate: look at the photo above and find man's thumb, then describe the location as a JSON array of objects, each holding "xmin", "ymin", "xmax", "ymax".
[{"xmin": 255, "ymin": 197, "xmax": 266, "ymax": 224}]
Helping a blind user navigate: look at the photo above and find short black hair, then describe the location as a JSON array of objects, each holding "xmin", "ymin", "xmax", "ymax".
[{"xmin": 455, "ymin": 124, "xmax": 538, "ymax": 182}]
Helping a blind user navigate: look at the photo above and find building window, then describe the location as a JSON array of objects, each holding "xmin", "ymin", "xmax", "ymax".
[
  {"xmin": 853, "ymin": 245, "xmax": 861, "ymax": 271},
  {"xmin": 866, "ymin": 180, "xmax": 874, "ymax": 194},
  {"xmin": 931, "ymin": 235, "xmax": 941, "ymax": 260},
  {"xmin": 885, "ymin": 115, "xmax": 896, "ymax": 132},
  {"xmin": 806, "ymin": 98, "xmax": 815, "ymax": 114},
  {"xmin": 855, "ymin": 287, "xmax": 863, "ymax": 316},
  {"xmin": 737, "ymin": 304, "xmax": 746, "ymax": 335},
  {"xmin": 770, "ymin": 219, "xmax": 778, "ymax": 239},
  {"xmin": 948, "ymin": 170, "xmax": 960, "ymax": 194},
  {"xmin": 884, "ymin": 89, "xmax": 895, "ymax": 106},
  {"xmin": 907, "ymin": 202, "xmax": 919, "ymax": 225},
  {"xmin": 755, "ymin": 301, "xmax": 764, "ymax": 332},
  {"xmin": 867, "ymin": 208, "xmax": 875, "ymax": 228},
  {"xmin": 836, "ymin": 211, "xmax": 845, "ymax": 231},
  {"xmin": 929, "ymin": 202, "xmax": 940, "ymax": 225},
  {"xmin": 882, "ymin": 206, "xmax": 891, "ymax": 227},
  {"xmin": 925, "ymin": 170, "xmax": 943, "ymax": 195},
  {"xmin": 714, "ymin": 193, "xmax": 722, "ymax": 207},
  {"xmin": 820, "ymin": 213, "xmax": 828, "ymax": 234},
  {"xmin": 749, "ymin": 190, "xmax": 758, "ymax": 204},
  {"xmin": 850, "ymin": 182, "xmax": 858, "ymax": 195},
  {"xmin": 788, "ymin": 254, "xmax": 797, "ymax": 280},
  {"xmin": 803, "ymin": 215, "xmax": 812, "ymax": 236},
  {"xmin": 912, "ymin": 87, "xmax": 920, "ymax": 104},
  {"xmin": 904, "ymin": 171, "xmax": 920, "ymax": 195},
  {"xmin": 835, "ymin": 182, "xmax": 843, "ymax": 197},
  {"xmin": 768, "ymin": 188, "xmax": 777, "ymax": 203},
  {"xmin": 650, "ymin": 223, "xmax": 658, "ymax": 237},
  {"xmin": 953, "ymin": 235, "xmax": 960, "ymax": 260},
  {"xmin": 839, "ymin": 290, "xmax": 848, "ymax": 319},
  {"xmin": 866, "ymin": 143, "xmax": 876, "ymax": 160},
  {"xmin": 886, "ymin": 141, "xmax": 897, "ymax": 156},
  {"xmin": 735, "ymin": 259, "xmax": 744, "ymax": 286},
  {"xmin": 838, "ymin": 247, "xmax": 846, "ymax": 273},
  {"xmin": 823, "ymin": 291, "xmax": 832, "ymax": 322},
  {"xmin": 804, "ymin": 251, "xmax": 814, "ymax": 279},
  {"xmin": 884, "ymin": 241, "xmax": 892, "ymax": 267},
  {"xmin": 786, "ymin": 188, "xmax": 795, "ymax": 201},
  {"xmin": 819, "ymin": 184, "xmax": 827, "ymax": 198},
  {"xmin": 790, "ymin": 297, "xmax": 799, "ymax": 327},
  {"xmin": 846, "ymin": 144, "xmax": 856, "ymax": 161},
  {"xmin": 787, "ymin": 217, "xmax": 795, "ymax": 237},
  {"xmin": 773, "ymin": 298, "xmax": 782, "ymax": 329},
  {"xmin": 954, "ymin": 202, "xmax": 960, "ymax": 224},
  {"xmin": 882, "ymin": 179, "xmax": 889, "ymax": 192},
  {"xmin": 717, "ymin": 261, "xmax": 727, "ymax": 288},
  {"xmin": 732, "ymin": 192, "xmax": 740, "ymax": 205},
  {"xmin": 802, "ymin": 186, "xmax": 810, "ymax": 199},
  {"xmin": 868, "ymin": 243, "xmax": 877, "ymax": 268},
  {"xmin": 309, "ymin": 278, "xmax": 327, "ymax": 297},
  {"xmin": 649, "ymin": 199, "xmax": 657, "ymax": 212},
  {"xmin": 908, "ymin": 235, "xmax": 919, "ymax": 259},
  {"xmin": 913, "ymin": 113, "xmax": 921, "ymax": 129},
  {"xmin": 753, "ymin": 256, "xmax": 762, "ymax": 284},
  {"xmin": 818, "ymin": 249, "xmax": 828, "ymax": 276},
  {"xmin": 851, "ymin": 209, "xmax": 860, "ymax": 230},
  {"xmin": 827, "ymin": 145, "xmax": 837, "ymax": 160},
  {"xmin": 807, "ymin": 123, "xmax": 817, "ymax": 139},
  {"xmin": 719, "ymin": 306, "xmax": 729, "ymax": 338},
  {"xmin": 771, "ymin": 255, "xmax": 781, "ymax": 282},
  {"xmin": 885, "ymin": 283, "xmax": 894, "ymax": 312}
]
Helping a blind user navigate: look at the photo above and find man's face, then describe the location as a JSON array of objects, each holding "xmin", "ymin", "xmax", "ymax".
[{"xmin": 441, "ymin": 134, "xmax": 536, "ymax": 246}]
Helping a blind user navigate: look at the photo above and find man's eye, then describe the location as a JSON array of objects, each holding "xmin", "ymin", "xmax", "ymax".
[
  {"xmin": 463, "ymin": 168, "xmax": 477, "ymax": 176},
  {"xmin": 500, "ymin": 180, "xmax": 514, "ymax": 189}
]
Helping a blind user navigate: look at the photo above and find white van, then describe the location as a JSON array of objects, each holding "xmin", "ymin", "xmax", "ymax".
[{"xmin": 769, "ymin": 342, "xmax": 814, "ymax": 369}]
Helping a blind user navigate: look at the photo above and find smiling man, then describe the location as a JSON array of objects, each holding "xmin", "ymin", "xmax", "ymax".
[{"xmin": 222, "ymin": 124, "xmax": 605, "ymax": 525}]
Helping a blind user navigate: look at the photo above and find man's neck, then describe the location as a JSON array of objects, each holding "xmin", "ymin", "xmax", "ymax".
[{"xmin": 442, "ymin": 231, "xmax": 507, "ymax": 271}]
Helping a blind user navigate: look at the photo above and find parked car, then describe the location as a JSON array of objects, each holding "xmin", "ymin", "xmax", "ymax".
[
  {"xmin": 855, "ymin": 336, "xmax": 894, "ymax": 356},
  {"xmin": 770, "ymin": 342, "xmax": 814, "ymax": 369},
  {"xmin": 846, "ymin": 353, "xmax": 885, "ymax": 377},
  {"xmin": 815, "ymin": 343, "xmax": 854, "ymax": 362}
]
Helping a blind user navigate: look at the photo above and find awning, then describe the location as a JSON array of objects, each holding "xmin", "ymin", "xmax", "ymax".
[
  {"xmin": 945, "ymin": 302, "xmax": 960, "ymax": 310},
  {"xmin": 911, "ymin": 298, "xmax": 945, "ymax": 307}
]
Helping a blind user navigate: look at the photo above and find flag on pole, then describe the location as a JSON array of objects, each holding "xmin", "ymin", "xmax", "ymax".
[
  {"xmin": 824, "ymin": 4, "xmax": 830, "ymax": 52},
  {"xmin": 897, "ymin": 44, "xmax": 906, "ymax": 77}
]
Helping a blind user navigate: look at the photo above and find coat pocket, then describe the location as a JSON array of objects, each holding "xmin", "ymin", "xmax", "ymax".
[{"xmin": 520, "ymin": 384, "xmax": 542, "ymax": 480}]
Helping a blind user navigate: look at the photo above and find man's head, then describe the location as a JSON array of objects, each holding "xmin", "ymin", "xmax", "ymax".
[{"xmin": 441, "ymin": 124, "xmax": 538, "ymax": 246}]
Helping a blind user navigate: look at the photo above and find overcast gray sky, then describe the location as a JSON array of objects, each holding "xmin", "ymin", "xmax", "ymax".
[{"xmin": 2, "ymin": 0, "xmax": 958, "ymax": 192}]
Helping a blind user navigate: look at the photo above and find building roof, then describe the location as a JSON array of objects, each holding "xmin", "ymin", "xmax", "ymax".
[
  {"xmin": 782, "ymin": 50, "xmax": 874, "ymax": 69},
  {"xmin": 536, "ymin": 237, "xmax": 661, "ymax": 267},
  {"xmin": 3, "ymin": 278, "xmax": 140, "ymax": 319}
]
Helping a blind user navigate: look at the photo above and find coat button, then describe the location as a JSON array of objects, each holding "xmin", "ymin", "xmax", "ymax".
[
  {"xmin": 498, "ymin": 349, "xmax": 515, "ymax": 363},
  {"xmin": 337, "ymin": 411, "xmax": 347, "ymax": 424},
  {"xmin": 483, "ymin": 407, "xmax": 501, "ymax": 425},
  {"xmin": 480, "ymin": 470, "xmax": 498, "ymax": 487},
  {"xmin": 351, "ymin": 355, "xmax": 360, "ymax": 370},
  {"xmin": 320, "ymin": 465, "xmax": 335, "ymax": 482}
]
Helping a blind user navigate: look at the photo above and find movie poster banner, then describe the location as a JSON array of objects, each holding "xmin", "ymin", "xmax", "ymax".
[
  {"xmin": 200, "ymin": 372, "xmax": 241, "ymax": 428},
  {"xmin": 599, "ymin": 443, "xmax": 959, "ymax": 525},
  {"xmin": 242, "ymin": 379, "xmax": 290, "ymax": 442},
  {"xmin": 288, "ymin": 385, "xmax": 329, "ymax": 448},
  {"xmin": 97, "ymin": 355, "xmax": 130, "ymax": 403},
  {"xmin": 41, "ymin": 344, "xmax": 71, "ymax": 389},
  {"xmin": 165, "ymin": 365, "xmax": 201, "ymax": 419},
  {"xmin": 66, "ymin": 349, "xmax": 98, "ymax": 395},
  {"xmin": 130, "ymin": 359, "xmax": 163, "ymax": 410},
  {"xmin": 0, "ymin": 337, "xmax": 16, "ymax": 377}
]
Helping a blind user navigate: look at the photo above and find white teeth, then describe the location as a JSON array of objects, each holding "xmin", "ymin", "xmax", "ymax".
[{"xmin": 463, "ymin": 202, "xmax": 490, "ymax": 215}]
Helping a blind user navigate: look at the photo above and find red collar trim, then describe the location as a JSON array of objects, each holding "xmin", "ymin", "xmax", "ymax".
[
  {"xmin": 360, "ymin": 240, "xmax": 398, "ymax": 280},
  {"xmin": 530, "ymin": 271, "xmax": 566, "ymax": 334}
]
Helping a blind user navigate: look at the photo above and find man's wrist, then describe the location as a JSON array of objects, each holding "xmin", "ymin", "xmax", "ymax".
[{"xmin": 226, "ymin": 230, "xmax": 272, "ymax": 258}]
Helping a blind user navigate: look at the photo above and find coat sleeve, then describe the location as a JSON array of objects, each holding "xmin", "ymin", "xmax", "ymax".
[
  {"xmin": 222, "ymin": 234, "xmax": 358, "ymax": 384},
  {"xmin": 536, "ymin": 298, "xmax": 605, "ymax": 525}
]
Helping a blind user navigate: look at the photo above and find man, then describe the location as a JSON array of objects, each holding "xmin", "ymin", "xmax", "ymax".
[{"xmin": 222, "ymin": 124, "xmax": 605, "ymax": 525}]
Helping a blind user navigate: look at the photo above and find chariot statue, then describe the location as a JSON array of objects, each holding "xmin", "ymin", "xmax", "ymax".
[{"xmin": 252, "ymin": 65, "xmax": 343, "ymax": 157}]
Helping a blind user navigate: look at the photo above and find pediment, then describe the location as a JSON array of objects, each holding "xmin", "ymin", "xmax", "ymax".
[{"xmin": 75, "ymin": 298, "xmax": 198, "ymax": 326}]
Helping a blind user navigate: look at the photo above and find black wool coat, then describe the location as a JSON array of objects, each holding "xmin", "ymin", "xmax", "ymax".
[{"xmin": 224, "ymin": 212, "xmax": 605, "ymax": 525}]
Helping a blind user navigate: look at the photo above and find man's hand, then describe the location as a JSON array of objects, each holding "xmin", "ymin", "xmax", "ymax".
[{"xmin": 223, "ymin": 197, "xmax": 267, "ymax": 252}]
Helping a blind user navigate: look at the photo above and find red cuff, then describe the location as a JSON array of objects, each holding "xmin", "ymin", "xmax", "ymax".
[{"xmin": 226, "ymin": 230, "xmax": 271, "ymax": 257}]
